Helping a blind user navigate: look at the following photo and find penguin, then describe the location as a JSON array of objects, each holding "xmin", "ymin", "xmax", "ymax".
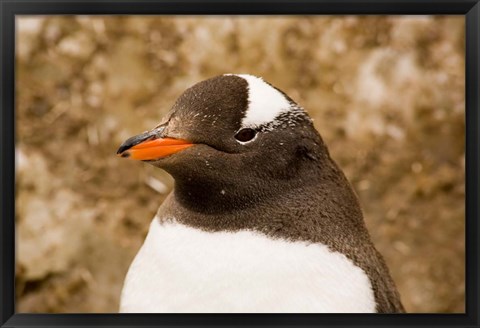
[{"xmin": 116, "ymin": 74, "xmax": 404, "ymax": 313}]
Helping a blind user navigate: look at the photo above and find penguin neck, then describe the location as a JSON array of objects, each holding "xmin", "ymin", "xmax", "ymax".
[
  {"xmin": 171, "ymin": 171, "xmax": 307, "ymax": 215},
  {"xmin": 160, "ymin": 155, "xmax": 367, "ymax": 241}
]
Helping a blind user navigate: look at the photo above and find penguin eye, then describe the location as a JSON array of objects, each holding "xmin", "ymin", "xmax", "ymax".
[{"xmin": 235, "ymin": 128, "xmax": 257, "ymax": 143}]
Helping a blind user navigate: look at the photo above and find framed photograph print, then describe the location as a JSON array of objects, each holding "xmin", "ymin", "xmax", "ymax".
[{"xmin": 1, "ymin": 0, "xmax": 479, "ymax": 327}]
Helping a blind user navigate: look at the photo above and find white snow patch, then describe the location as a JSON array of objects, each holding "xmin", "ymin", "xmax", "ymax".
[{"xmin": 144, "ymin": 176, "xmax": 168, "ymax": 194}]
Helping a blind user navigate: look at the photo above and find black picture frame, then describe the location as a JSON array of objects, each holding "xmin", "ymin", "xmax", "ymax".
[{"xmin": 1, "ymin": 1, "xmax": 479, "ymax": 327}]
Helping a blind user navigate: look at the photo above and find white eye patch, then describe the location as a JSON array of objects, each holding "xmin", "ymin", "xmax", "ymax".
[{"xmin": 228, "ymin": 74, "xmax": 293, "ymax": 128}]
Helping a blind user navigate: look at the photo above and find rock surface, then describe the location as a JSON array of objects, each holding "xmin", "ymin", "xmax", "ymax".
[{"xmin": 16, "ymin": 16, "xmax": 465, "ymax": 313}]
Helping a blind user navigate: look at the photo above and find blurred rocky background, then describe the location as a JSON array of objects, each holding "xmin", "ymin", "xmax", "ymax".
[{"xmin": 15, "ymin": 16, "xmax": 465, "ymax": 313}]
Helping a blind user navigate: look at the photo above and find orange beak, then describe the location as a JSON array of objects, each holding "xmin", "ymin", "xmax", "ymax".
[{"xmin": 117, "ymin": 130, "xmax": 194, "ymax": 161}]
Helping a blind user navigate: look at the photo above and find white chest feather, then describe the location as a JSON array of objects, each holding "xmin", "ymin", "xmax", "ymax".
[{"xmin": 119, "ymin": 218, "xmax": 376, "ymax": 313}]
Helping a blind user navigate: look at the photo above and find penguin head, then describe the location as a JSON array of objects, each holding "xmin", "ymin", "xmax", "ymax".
[{"xmin": 117, "ymin": 74, "xmax": 329, "ymax": 193}]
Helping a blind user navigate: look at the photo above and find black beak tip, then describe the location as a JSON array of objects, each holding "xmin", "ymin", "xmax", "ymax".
[
  {"xmin": 116, "ymin": 134, "xmax": 143, "ymax": 155},
  {"xmin": 116, "ymin": 126, "xmax": 165, "ymax": 157},
  {"xmin": 116, "ymin": 144, "xmax": 130, "ymax": 155}
]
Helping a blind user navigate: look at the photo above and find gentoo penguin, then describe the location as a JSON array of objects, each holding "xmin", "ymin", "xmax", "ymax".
[{"xmin": 116, "ymin": 74, "xmax": 404, "ymax": 313}]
